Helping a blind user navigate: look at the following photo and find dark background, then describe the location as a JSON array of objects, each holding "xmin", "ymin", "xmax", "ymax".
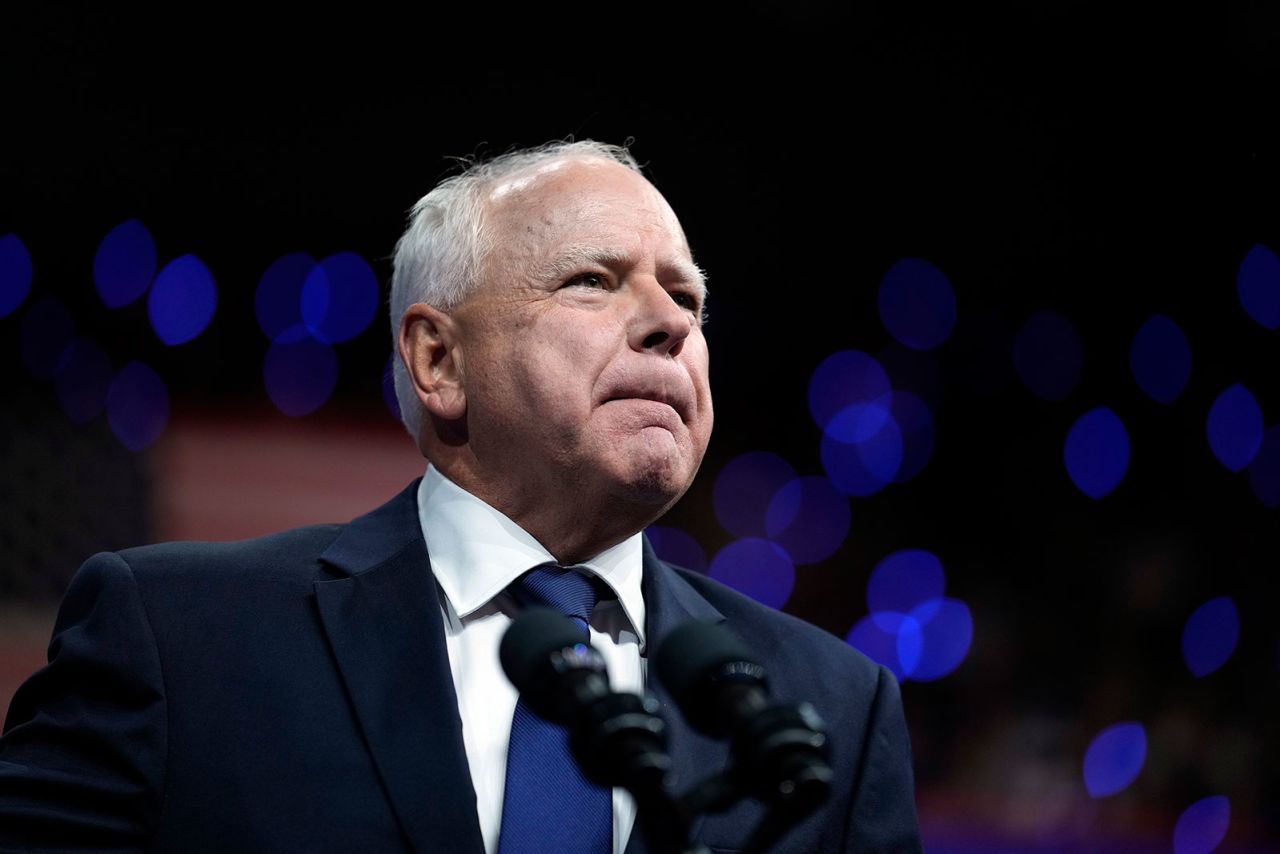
[{"xmin": 3, "ymin": 5, "xmax": 1278, "ymax": 849}]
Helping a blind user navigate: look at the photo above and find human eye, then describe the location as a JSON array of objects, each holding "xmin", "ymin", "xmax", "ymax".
[
  {"xmin": 564, "ymin": 272, "xmax": 609, "ymax": 290},
  {"xmin": 669, "ymin": 289, "xmax": 705, "ymax": 321}
]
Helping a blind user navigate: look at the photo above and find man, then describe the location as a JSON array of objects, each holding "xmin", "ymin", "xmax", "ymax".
[{"xmin": 0, "ymin": 141, "xmax": 921, "ymax": 852}]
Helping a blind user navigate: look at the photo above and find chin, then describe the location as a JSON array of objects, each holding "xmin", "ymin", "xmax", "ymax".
[{"xmin": 605, "ymin": 453, "xmax": 698, "ymax": 509}]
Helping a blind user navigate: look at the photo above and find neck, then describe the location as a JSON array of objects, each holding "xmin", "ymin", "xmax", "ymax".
[{"xmin": 428, "ymin": 453, "xmax": 667, "ymax": 564}]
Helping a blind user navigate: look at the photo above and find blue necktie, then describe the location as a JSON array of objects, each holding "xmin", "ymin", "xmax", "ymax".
[{"xmin": 498, "ymin": 564, "xmax": 612, "ymax": 854}]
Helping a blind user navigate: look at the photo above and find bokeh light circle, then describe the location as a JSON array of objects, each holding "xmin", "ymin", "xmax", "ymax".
[
  {"xmin": 106, "ymin": 361, "xmax": 170, "ymax": 452},
  {"xmin": 0, "ymin": 233, "xmax": 33, "ymax": 318},
  {"xmin": 93, "ymin": 219, "xmax": 157, "ymax": 308},
  {"xmin": 1173, "ymin": 795, "xmax": 1230, "ymax": 854},
  {"xmin": 1013, "ymin": 310, "xmax": 1082, "ymax": 401},
  {"xmin": 868, "ymin": 549, "xmax": 946, "ymax": 618},
  {"xmin": 1130, "ymin": 314, "xmax": 1191, "ymax": 404},
  {"xmin": 877, "ymin": 257, "xmax": 957, "ymax": 350},
  {"xmin": 264, "ymin": 326, "xmax": 339, "ymax": 417},
  {"xmin": 1247, "ymin": 425, "xmax": 1280, "ymax": 508},
  {"xmin": 846, "ymin": 612, "xmax": 919, "ymax": 681},
  {"xmin": 1206, "ymin": 384, "xmax": 1263, "ymax": 472},
  {"xmin": 713, "ymin": 451, "xmax": 797, "ymax": 538},
  {"xmin": 808, "ymin": 350, "xmax": 893, "ymax": 437},
  {"xmin": 255, "ymin": 251, "xmax": 316, "ymax": 340},
  {"xmin": 708, "ymin": 538, "xmax": 795, "ymax": 610},
  {"xmin": 1181, "ymin": 596, "xmax": 1240, "ymax": 678},
  {"xmin": 301, "ymin": 251, "xmax": 379, "ymax": 343},
  {"xmin": 19, "ymin": 296, "xmax": 75, "ymax": 379},
  {"xmin": 821, "ymin": 414, "xmax": 903, "ymax": 497},
  {"xmin": 764, "ymin": 475, "xmax": 851, "ymax": 565},
  {"xmin": 645, "ymin": 525, "xmax": 708, "ymax": 573},
  {"xmin": 1082, "ymin": 721, "xmax": 1147, "ymax": 797},
  {"xmin": 1064, "ymin": 407, "xmax": 1130, "ymax": 499},
  {"xmin": 148, "ymin": 254, "xmax": 218, "ymax": 345},
  {"xmin": 900, "ymin": 597, "xmax": 973, "ymax": 681},
  {"xmin": 54, "ymin": 338, "xmax": 113, "ymax": 424},
  {"xmin": 1236, "ymin": 243, "xmax": 1280, "ymax": 330}
]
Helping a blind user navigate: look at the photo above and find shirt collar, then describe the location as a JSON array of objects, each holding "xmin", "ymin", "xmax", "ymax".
[{"xmin": 417, "ymin": 465, "xmax": 646, "ymax": 646}]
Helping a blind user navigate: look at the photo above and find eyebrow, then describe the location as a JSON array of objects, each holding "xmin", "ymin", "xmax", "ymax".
[{"xmin": 537, "ymin": 245, "xmax": 708, "ymax": 301}]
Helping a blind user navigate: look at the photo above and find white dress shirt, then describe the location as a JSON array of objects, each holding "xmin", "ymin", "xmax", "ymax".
[{"xmin": 417, "ymin": 465, "xmax": 646, "ymax": 854}]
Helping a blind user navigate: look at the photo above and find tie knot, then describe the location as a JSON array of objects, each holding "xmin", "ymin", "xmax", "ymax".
[{"xmin": 509, "ymin": 563, "xmax": 600, "ymax": 631}]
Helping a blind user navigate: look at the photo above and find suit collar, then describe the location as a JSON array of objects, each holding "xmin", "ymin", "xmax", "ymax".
[
  {"xmin": 313, "ymin": 480, "xmax": 731, "ymax": 854},
  {"xmin": 313, "ymin": 479, "xmax": 486, "ymax": 854}
]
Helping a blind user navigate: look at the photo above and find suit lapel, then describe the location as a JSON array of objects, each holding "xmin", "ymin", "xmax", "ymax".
[
  {"xmin": 313, "ymin": 480, "xmax": 485, "ymax": 854},
  {"xmin": 625, "ymin": 538, "xmax": 730, "ymax": 854}
]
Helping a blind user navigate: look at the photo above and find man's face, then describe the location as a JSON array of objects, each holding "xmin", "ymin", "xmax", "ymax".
[{"xmin": 451, "ymin": 158, "xmax": 713, "ymax": 512}]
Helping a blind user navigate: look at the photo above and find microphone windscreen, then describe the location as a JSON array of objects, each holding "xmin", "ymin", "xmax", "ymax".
[
  {"xmin": 654, "ymin": 620, "xmax": 757, "ymax": 712},
  {"xmin": 499, "ymin": 608, "xmax": 586, "ymax": 694}
]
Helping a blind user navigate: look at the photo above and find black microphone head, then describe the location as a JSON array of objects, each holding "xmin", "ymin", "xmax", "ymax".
[
  {"xmin": 654, "ymin": 620, "xmax": 767, "ymax": 736},
  {"xmin": 500, "ymin": 608, "xmax": 606, "ymax": 720}
]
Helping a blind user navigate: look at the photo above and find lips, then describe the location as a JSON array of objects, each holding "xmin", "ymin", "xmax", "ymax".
[{"xmin": 602, "ymin": 381, "xmax": 694, "ymax": 423}]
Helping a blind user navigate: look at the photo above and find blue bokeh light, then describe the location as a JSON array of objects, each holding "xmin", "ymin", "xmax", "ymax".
[
  {"xmin": 1083, "ymin": 721, "xmax": 1147, "ymax": 798},
  {"xmin": 19, "ymin": 296, "xmax": 75, "ymax": 379},
  {"xmin": 263, "ymin": 326, "xmax": 339, "ymax": 417},
  {"xmin": 1206, "ymin": 384, "xmax": 1263, "ymax": 472},
  {"xmin": 1013, "ymin": 310, "xmax": 1082, "ymax": 401},
  {"xmin": 148, "ymin": 254, "xmax": 217, "ymax": 345},
  {"xmin": 877, "ymin": 257, "xmax": 957, "ymax": 350},
  {"xmin": 1237, "ymin": 243, "xmax": 1280, "ymax": 330},
  {"xmin": 645, "ymin": 525, "xmax": 708, "ymax": 573},
  {"xmin": 1247, "ymin": 425, "xmax": 1280, "ymax": 509},
  {"xmin": 1173, "ymin": 795, "xmax": 1230, "ymax": 854},
  {"xmin": 821, "ymin": 413, "xmax": 903, "ymax": 497},
  {"xmin": 764, "ymin": 475, "xmax": 851, "ymax": 565},
  {"xmin": 0, "ymin": 233, "xmax": 33, "ymax": 319},
  {"xmin": 106, "ymin": 361, "xmax": 170, "ymax": 452},
  {"xmin": 1181, "ymin": 596, "xmax": 1240, "ymax": 678},
  {"xmin": 900, "ymin": 598, "xmax": 973, "ymax": 681},
  {"xmin": 1130, "ymin": 314, "xmax": 1191, "ymax": 404},
  {"xmin": 713, "ymin": 451, "xmax": 797, "ymax": 538},
  {"xmin": 808, "ymin": 350, "xmax": 893, "ymax": 439},
  {"xmin": 301, "ymin": 251, "xmax": 380, "ymax": 343},
  {"xmin": 846, "ymin": 612, "xmax": 919, "ymax": 681},
  {"xmin": 1064, "ymin": 407, "xmax": 1130, "ymax": 499},
  {"xmin": 256, "ymin": 252, "xmax": 316, "ymax": 340},
  {"xmin": 868, "ymin": 549, "xmax": 946, "ymax": 617},
  {"xmin": 890, "ymin": 391, "xmax": 935, "ymax": 482},
  {"xmin": 825, "ymin": 401, "xmax": 892, "ymax": 445},
  {"xmin": 708, "ymin": 538, "xmax": 795, "ymax": 610},
  {"xmin": 54, "ymin": 338, "xmax": 113, "ymax": 424},
  {"xmin": 93, "ymin": 219, "xmax": 157, "ymax": 309}
]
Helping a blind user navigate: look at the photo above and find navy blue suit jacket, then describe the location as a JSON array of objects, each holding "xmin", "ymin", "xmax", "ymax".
[{"xmin": 0, "ymin": 480, "xmax": 921, "ymax": 852}]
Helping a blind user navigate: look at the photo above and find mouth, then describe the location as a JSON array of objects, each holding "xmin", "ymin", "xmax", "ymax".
[{"xmin": 602, "ymin": 387, "xmax": 692, "ymax": 423}]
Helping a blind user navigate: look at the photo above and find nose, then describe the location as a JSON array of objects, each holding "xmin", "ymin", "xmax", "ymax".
[{"xmin": 629, "ymin": 277, "xmax": 692, "ymax": 357}]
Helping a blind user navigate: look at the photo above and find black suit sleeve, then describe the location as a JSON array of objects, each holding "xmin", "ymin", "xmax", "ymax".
[
  {"xmin": 842, "ymin": 665, "xmax": 923, "ymax": 853},
  {"xmin": 0, "ymin": 551, "xmax": 166, "ymax": 852}
]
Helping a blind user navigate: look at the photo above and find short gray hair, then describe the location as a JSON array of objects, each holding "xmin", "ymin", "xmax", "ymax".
[{"xmin": 389, "ymin": 140, "xmax": 642, "ymax": 439}]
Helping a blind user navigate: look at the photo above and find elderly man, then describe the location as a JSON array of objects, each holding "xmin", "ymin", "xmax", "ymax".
[{"xmin": 0, "ymin": 141, "xmax": 921, "ymax": 852}]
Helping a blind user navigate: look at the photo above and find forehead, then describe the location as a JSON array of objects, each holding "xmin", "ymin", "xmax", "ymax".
[{"xmin": 483, "ymin": 158, "xmax": 691, "ymax": 264}]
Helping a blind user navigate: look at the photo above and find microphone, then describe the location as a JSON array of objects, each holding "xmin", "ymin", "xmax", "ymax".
[
  {"xmin": 654, "ymin": 621, "xmax": 832, "ymax": 814},
  {"xmin": 499, "ymin": 608, "xmax": 671, "ymax": 794}
]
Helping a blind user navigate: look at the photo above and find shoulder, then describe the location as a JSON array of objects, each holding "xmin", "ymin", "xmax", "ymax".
[{"xmin": 113, "ymin": 524, "xmax": 345, "ymax": 582}]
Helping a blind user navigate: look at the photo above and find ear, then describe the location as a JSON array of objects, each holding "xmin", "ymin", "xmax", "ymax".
[{"xmin": 397, "ymin": 302, "xmax": 467, "ymax": 421}]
